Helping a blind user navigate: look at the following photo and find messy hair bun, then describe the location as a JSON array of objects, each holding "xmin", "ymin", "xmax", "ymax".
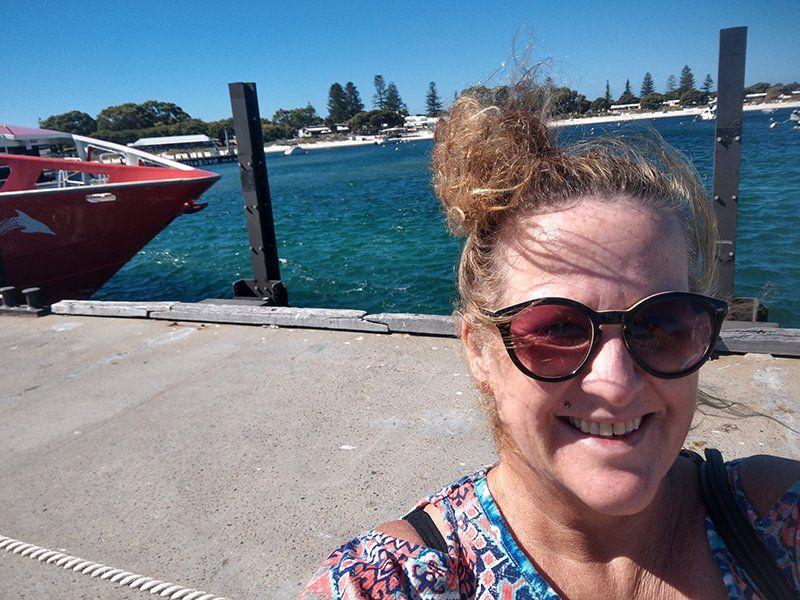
[{"xmin": 433, "ymin": 84, "xmax": 563, "ymax": 236}]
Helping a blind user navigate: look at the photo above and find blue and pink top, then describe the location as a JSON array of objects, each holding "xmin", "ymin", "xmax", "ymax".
[{"xmin": 300, "ymin": 461, "xmax": 800, "ymax": 599}]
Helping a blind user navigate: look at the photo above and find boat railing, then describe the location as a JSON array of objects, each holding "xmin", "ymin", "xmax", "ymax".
[
  {"xmin": 0, "ymin": 153, "xmax": 208, "ymax": 195},
  {"xmin": 72, "ymin": 135, "xmax": 195, "ymax": 172}
]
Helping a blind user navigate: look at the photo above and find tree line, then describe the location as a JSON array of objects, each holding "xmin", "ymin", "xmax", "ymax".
[
  {"xmin": 39, "ymin": 75, "xmax": 447, "ymax": 146},
  {"xmin": 39, "ymin": 70, "xmax": 800, "ymax": 145}
]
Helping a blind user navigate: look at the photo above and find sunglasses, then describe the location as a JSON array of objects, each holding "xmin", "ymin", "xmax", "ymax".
[{"xmin": 487, "ymin": 291, "xmax": 728, "ymax": 382}]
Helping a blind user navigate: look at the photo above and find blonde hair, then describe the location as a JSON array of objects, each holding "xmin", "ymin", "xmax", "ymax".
[{"xmin": 431, "ymin": 78, "xmax": 719, "ymax": 444}]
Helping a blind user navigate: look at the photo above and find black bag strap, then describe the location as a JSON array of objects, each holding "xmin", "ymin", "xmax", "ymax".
[
  {"xmin": 403, "ymin": 508, "xmax": 448, "ymax": 553},
  {"xmin": 697, "ymin": 447, "xmax": 796, "ymax": 600}
]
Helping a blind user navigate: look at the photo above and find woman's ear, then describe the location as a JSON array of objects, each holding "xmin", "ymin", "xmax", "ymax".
[{"xmin": 461, "ymin": 316, "xmax": 493, "ymax": 386}]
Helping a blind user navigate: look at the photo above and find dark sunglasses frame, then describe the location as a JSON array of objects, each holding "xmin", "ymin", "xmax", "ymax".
[{"xmin": 488, "ymin": 291, "xmax": 728, "ymax": 382}]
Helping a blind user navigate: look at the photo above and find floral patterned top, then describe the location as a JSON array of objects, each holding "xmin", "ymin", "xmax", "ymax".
[{"xmin": 300, "ymin": 461, "xmax": 800, "ymax": 599}]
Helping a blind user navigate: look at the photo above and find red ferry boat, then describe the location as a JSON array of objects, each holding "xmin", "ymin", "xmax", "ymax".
[{"xmin": 0, "ymin": 125, "xmax": 219, "ymax": 303}]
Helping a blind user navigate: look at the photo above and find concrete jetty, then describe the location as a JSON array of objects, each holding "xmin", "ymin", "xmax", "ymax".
[{"xmin": 2, "ymin": 310, "xmax": 799, "ymax": 598}]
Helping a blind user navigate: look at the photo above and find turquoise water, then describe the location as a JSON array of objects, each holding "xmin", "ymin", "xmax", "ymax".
[{"xmin": 96, "ymin": 108, "xmax": 800, "ymax": 327}]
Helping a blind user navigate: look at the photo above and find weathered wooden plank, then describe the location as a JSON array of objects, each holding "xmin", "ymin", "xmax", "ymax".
[
  {"xmin": 150, "ymin": 303, "xmax": 389, "ymax": 333},
  {"xmin": 717, "ymin": 327, "xmax": 800, "ymax": 357},
  {"xmin": 365, "ymin": 313, "xmax": 458, "ymax": 337},
  {"xmin": 50, "ymin": 300, "xmax": 174, "ymax": 318}
]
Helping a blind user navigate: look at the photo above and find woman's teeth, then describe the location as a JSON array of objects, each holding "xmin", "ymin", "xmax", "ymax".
[{"xmin": 567, "ymin": 417, "xmax": 642, "ymax": 437}]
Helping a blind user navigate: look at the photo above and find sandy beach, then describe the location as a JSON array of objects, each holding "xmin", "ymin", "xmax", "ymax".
[{"xmin": 265, "ymin": 100, "xmax": 800, "ymax": 153}]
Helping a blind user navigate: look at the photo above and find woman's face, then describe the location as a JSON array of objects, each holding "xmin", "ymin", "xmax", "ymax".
[{"xmin": 473, "ymin": 197, "xmax": 697, "ymax": 516}]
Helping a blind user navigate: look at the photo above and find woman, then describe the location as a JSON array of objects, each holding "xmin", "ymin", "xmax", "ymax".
[{"xmin": 300, "ymin": 82, "xmax": 800, "ymax": 599}]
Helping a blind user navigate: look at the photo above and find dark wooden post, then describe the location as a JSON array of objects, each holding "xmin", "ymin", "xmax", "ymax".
[
  {"xmin": 711, "ymin": 27, "xmax": 747, "ymax": 300},
  {"xmin": 228, "ymin": 82, "xmax": 288, "ymax": 305}
]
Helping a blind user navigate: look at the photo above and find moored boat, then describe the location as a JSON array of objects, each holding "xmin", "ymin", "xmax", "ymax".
[{"xmin": 0, "ymin": 125, "xmax": 220, "ymax": 303}]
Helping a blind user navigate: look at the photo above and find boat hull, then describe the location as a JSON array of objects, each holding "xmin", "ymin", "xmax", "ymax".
[{"xmin": 0, "ymin": 176, "xmax": 218, "ymax": 302}]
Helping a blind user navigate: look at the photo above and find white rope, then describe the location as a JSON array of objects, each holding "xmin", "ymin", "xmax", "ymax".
[{"xmin": 0, "ymin": 534, "xmax": 230, "ymax": 599}]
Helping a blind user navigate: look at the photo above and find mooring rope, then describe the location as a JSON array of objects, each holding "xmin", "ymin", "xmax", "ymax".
[{"xmin": 0, "ymin": 534, "xmax": 231, "ymax": 599}]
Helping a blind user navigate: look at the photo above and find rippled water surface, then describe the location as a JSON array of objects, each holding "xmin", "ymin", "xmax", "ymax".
[{"xmin": 96, "ymin": 109, "xmax": 800, "ymax": 326}]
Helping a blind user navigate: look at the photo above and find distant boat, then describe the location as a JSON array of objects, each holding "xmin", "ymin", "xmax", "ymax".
[
  {"xmin": 0, "ymin": 125, "xmax": 218, "ymax": 303},
  {"xmin": 769, "ymin": 121, "xmax": 778, "ymax": 129},
  {"xmin": 699, "ymin": 105, "xmax": 716, "ymax": 121},
  {"xmin": 790, "ymin": 110, "xmax": 800, "ymax": 124},
  {"xmin": 283, "ymin": 146, "xmax": 305, "ymax": 156}
]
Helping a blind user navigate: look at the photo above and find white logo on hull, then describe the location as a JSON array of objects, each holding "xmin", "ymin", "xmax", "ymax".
[{"xmin": 0, "ymin": 210, "xmax": 55, "ymax": 238}]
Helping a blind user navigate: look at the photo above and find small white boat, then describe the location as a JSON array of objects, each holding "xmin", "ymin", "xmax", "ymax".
[
  {"xmin": 790, "ymin": 110, "xmax": 800, "ymax": 124},
  {"xmin": 699, "ymin": 105, "xmax": 716, "ymax": 121},
  {"xmin": 769, "ymin": 121, "xmax": 778, "ymax": 129},
  {"xmin": 283, "ymin": 146, "xmax": 305, "ymax": 156}
]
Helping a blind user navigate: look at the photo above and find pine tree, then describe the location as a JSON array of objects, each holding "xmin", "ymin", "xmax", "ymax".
[
  {"xmin": 604, "ymin": 80, "xmax": 612, "ymax": 104},
  {"xmin": 425, "ymin": 82, "xmax": 444, "ymax": 116},
  {"xmin": 344, "ymin": 82, "xmax": 364, "ymax": 118},
  {"xmin": 618, "ymin": 79, "xmax": 638, "ymax": 104},
  {"xmin": 679, "ymin": 65, "xmax": 695, "ymax": 92},
  {"xmin": 640, "ymin": 72, "xmax": 655, "ymax": 96},
  {"xmin": 385, "ymin": 82, "xmax": 407, "ymax": 114},
  {"xmin": 702, "ymin": 74, "xmax": 714, "ymax": 94},
  {"xmin": 373, "ymin": 75, "xmax": 387, "ymax": 109},
  {"xmin": 327, "ymin": 83, "xmax": 350, "ymax": 123},
  {"xmin": 666, "ymin": 74, "xmax": 677, "ymax": 92}
]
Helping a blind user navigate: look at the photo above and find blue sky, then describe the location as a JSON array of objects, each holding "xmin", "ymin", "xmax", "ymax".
[{"xmin": 4, "ymin": 1, "xmax": 798, "ymax": 125}]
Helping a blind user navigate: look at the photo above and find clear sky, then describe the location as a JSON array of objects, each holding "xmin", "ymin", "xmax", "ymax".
[{"xmin": 4, "ymin": 0, "xmax": 798, "ymax": 125}]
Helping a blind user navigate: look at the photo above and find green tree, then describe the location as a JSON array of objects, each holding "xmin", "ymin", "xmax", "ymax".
[
  {"xmin": 347, "ymin": 109, "xmax": 405, "ymax": 134},
  {"xmin": 617, "ymin": 80, "xmax": 638, "ymax": 105},
  {"xmin": 679, "ymin": 89, "xmax": 704, "ymax": 106},
  {"xmin": 780, "ymin": 82, "xmax": 800, "ymax": 94},
  {"xmin": 271, "ymin": 103, "xmax": 322, "ymax": 137},
  {"xmin": 702, "ymin": 74, "xmax": 714, "ymax": 94},
  {"xmin": 765, "ymin": 83, "xmax": 783, "ymax": 102},
  {"xmin": 590, "ymin": 97, "xmax": 610, "ymax": 113},
  {"xmin": 344, "ymin": 82, "xmax": 364, "ymax": 118},
  {"xmin": 262, "ymin": 122, "xmax": 291, "ymax": 142},
  {"xmin": 425, "ymin": 82, "xmax": 444, "ymax": 116},
  {"xmin": 640, "ymin": 72, "xmax": 655, "ymax": 97},
  {"xmin": 575, "ymin": 94, "xmax": 591, "ymax": 114},
  {"xmin": 744, "ymin": 82, "xmax": 771, "ymax": 94},
  {"xmin": 39, "ymin": 111, "xmax": 97, "ymax": 136},
  {"xmin": 551, "ymin": 87, "xmax": 578, "ymax": 115},
  {"xmin": 140, "ymin": 100, "xmax": 191, "ymax": 125},
  {"xmin": 384, "ymin": 82, "xmax": 407, "ymax": 114},
  {"xmin": 679, "ymin": 66, "xmax": 695, "ymax": 93},
  {"xmin": 373, "ymin": 74, "xmax": 387, "ymax": 109},
  {"xmin": 96, "ymin": 103, "xmax": 154, "ymax": 131},
  {"xmin": 666, "ymin": 74, "xmax": 677, "ymax": 92},
  {"xmin": 604, "ymin": 80, "xmax": 612, "ymax": 104},
  {"xmin": 640, "ymin": 93, "xmax": 665, "ymax": 111},
  {"xmin": 327, "ymin": 83, "xmax": 350, "ymax": 123},
  {"xmin": 206, "ymin": 118, "xmax": 234, "ymax": 143}
]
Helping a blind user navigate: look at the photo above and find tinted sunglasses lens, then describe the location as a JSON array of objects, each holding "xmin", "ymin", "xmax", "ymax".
[
  {"xmin": 628, "ymin": 297, "xmax": 714, "ymax": 374},
  {"xmin": 509, "ymin": 304, "xmax": 593, "ymax": 378}
]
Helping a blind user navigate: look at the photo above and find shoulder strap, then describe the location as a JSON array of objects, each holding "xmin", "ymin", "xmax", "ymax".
[
  {"xmin": 403, "ymin": 508, "xmax": 448, "ymax": 553},
  {"xmin": 698, "ymin": 448, "xmax": 796, "ymax": 600}
]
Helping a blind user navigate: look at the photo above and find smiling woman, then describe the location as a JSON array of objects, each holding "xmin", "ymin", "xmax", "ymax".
[{"xmin": 299, "ymin": 75, "xmax": 800, "ymax": 599}]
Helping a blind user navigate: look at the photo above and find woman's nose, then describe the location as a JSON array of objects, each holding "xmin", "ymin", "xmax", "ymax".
[{"xmin": 581, "ymin": 327, "xmax": 645, "ymax": 405}]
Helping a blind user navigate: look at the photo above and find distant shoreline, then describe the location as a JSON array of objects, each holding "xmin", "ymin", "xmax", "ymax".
[{"xmin": 265, "ymin": 100, "xmax": 800, "ymax": 154}]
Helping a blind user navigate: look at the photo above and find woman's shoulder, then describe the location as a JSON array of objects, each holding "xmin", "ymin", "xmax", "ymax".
[
  {"xmin": 299, "ymin": 530, "xmax": 457, "ymax": 600},
  {"xmin": 299, "ymin": 467, "xmax": 489, "ymax": 599},
  {"xmin": 728, "ymin": 454, "xmax": 800, "ymax": 520}
]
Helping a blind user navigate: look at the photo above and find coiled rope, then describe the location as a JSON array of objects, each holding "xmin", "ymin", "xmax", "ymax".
[{"xmin": 0, "ymin": 534, "xmax": 230, "ymax": 599}]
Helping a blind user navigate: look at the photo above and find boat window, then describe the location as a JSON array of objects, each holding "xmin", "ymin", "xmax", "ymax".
[
  {"xmin": 34, "ymin": 169, "xmax": 110, "ymax": 188},
  {"xmin": 0, "ymin": 165, "xmax": 10, "ymax": 190}
]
